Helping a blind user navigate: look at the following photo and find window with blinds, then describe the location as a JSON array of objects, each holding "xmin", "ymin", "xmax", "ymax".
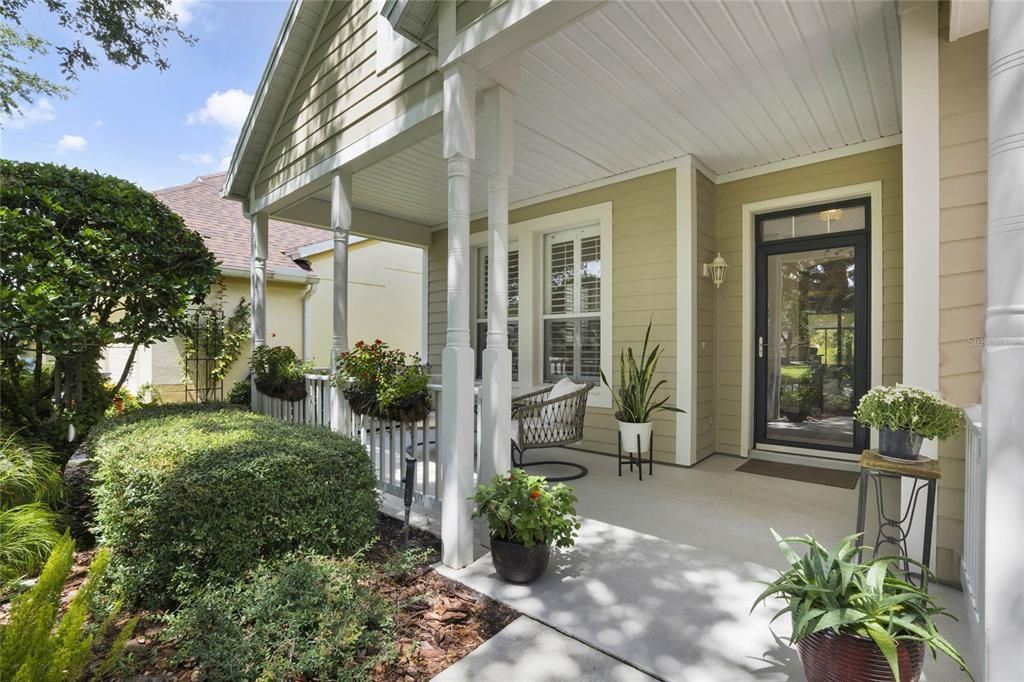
[
  {"xmin": 543, "ymin": 226, "xmax": 601, "ymax": 384},
  {"xmin": 475, "ymin": 247, "xmax": 519, "ymax": 381}
]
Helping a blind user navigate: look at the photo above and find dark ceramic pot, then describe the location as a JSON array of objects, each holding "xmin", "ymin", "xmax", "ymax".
[
  {"xmin": 878, "ymin": 427, "xmax": 924, "ymax": 459},
  {"xmin": 798, "ymin": 628, "xmax": 925, "ymax": 682},
  {"xmin": 490, "ymin": 536, "xmax": 550, "ymax": 584}
]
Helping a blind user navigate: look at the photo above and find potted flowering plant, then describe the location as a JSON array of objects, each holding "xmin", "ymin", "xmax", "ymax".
[
  {"xmin": 471, "ymin": 469, "xmax": 580, "ymax": 584},
  {"xmin": 854, "ymin": 385, "xmax": 963, "ymax": 459},
  {"xmin": 334, "ymin": 340, "xmax": 431, "ymax": 422},
  {"xmin": 600, "ymin": 321, "xmax": 684, "ymax": 455},
  {"xmin": 252, "ymin": 346, "xmax": 313, "ymax": 402},
  {"xmin": 753, "ymin": 531, "xmax": 971, "ymax": 682}
]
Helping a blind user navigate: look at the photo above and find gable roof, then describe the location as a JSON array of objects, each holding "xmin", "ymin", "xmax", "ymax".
[
  {"xmin": 155, "ymin": 172, "xmax": 328, "ymax": 277},
  {"xmin": 221, "ymin": 0, "xmax": 327, "ymax": 204}
]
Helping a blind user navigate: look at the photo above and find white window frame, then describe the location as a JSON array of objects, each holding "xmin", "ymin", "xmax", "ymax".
[
  {"xmin": 470, "ymin": 202, "xmax": 614, "ymax": 409},
  {"xmin": 472, "ymin": 241, "xmax": 520, "ymax": 383}
]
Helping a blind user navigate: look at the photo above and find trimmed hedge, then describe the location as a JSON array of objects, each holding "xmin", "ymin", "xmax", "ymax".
[{"xmin": 89, "ymin": 404, "xmax": 378, "ymax": 607}]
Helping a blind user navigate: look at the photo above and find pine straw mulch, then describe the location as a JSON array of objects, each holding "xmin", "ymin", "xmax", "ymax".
[{"xmin": 2, "ymin": 514, "xmax": 518, "ymax": 681}]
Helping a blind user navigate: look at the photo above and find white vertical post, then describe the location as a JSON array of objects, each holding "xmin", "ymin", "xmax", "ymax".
[
  {"xmin": 441, "ymin": 61, "xmax": 476, "ymax": 569},
  {"xmin": 984, "ymin": 2, "xmax": 1024, "ymax": 679},
  {"xmin": 675, "ymin": 156, "xmax": 698, "ymax": 464},
  {"xmin": 480, "ymin": 86, "xmax": 513, "ymax": 489},
  {"xmin": 250, "ymin": 212, "xmax": 268, "ymax": 411},
  {"xmin": 330, "ymin": 171, "xmax": 352, "ymax": 432},
  {"xmin": 899, "ymin": 0, "xmax": 940, "ymax": 564}
]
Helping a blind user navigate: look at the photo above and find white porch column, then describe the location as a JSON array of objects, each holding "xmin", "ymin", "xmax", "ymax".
[
  {"xmin": 983, "ymin": 2, "xmax": 1024, "ymax": 678},
  {"xmin": 441, "ymin": 62, "xmax": 477, "ymax": 569},
  {"xmin": 899, "ymin": 0, "xmax": 940, "ymax": 564},
  {"xmin": 250, "ymin": 212, "xmax": 268, "ymax": 411},
  {"xmin": 479, "ymin": 86, "xmax": 513, "ymax": 488},
  {"xmin": 330, "ymin": 171, "xmax": 353, "ymax": 432}
]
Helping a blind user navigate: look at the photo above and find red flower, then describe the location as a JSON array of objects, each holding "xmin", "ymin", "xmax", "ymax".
[
  {"xmin": 529, "ymin": 490, "xmax": 541, "ymax": 499},
  {"xmin": 375, "ymin": 338, "xmax": 383, "ymax": 345}
]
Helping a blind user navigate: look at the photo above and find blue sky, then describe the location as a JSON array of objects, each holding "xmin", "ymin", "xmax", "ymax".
[{"xmin": 1, "ymin": 0, "xmax": 290, "ymax": 190}]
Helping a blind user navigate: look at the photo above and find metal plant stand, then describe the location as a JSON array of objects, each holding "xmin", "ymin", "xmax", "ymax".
[
  {"xmin": 855, "ymin": 449, "xmax": 940, "ymax": 587},
  {"xmin": 618, "ymin": 432, "xmax": 655, "ymax": 480}
]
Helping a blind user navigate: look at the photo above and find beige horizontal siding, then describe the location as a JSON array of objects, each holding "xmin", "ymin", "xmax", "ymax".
[
  {"xmin": 428, "ymin": 170, "xmax": 679, "ymax": 463},
  {"xmin": 934, "ymin": 9, "xmax": 987, "ymax": 584},
  {"xmin": 255, "ymin": 0, "xmax": 441, "ymax": 198}
]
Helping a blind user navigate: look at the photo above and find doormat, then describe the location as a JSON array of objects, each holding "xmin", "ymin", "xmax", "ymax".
[{"xmin": 735, "ymin": 459, "xmax": 859, "ymax": 489}]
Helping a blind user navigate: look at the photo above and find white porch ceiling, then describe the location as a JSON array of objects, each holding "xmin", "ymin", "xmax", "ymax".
[{"xmin": 333, "ymin": 0, "xmax": 902, "ymax": 226}]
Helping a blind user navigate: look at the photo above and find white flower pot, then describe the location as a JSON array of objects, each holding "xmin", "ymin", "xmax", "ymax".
[{"xmin": 618, "ymin": 420, "xmax": 653, "ymax": 454}]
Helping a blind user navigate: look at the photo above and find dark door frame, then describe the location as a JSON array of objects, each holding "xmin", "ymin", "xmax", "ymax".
[{"xmin": 753, "ymin": 198, "xmax": 871, "ymax": 454}]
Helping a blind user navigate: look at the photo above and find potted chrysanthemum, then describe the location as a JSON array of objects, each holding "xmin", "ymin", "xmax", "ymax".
[
  {"xmin": 854, "ymin": 385, "xmax": 963, "ymax": 459},
  {"xmin": 471, "ymin": 469, "xmax": 580, "ymax": 584}
]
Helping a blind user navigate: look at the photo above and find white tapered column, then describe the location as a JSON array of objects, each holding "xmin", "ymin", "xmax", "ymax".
[
  {"xmin": 250, "ymin": 212, "xmax": 268, "ymax": 410},
  {"xmin": 441, "ymin": 62, "xmax": 476, "ymax": 569},
  {"xmin": 330, "ymin": 171, "xmax": 352, "ymax": 432},
  {"xmin": 479, "ymin": 86, "xmax": 514, "ymax": 489},
  {"xmin": 984, "ymin": 2, "xmax": 1024, "ymax": 678}
]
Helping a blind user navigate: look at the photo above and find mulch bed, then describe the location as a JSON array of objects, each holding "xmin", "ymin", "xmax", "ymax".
[{"xmin": 3, "ymin": 514, "xmax": 518, "ymax": 681}]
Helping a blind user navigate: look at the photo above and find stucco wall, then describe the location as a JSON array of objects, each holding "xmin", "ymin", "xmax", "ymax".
[
  {"xmin": 713, "ymin": 146, "xmax": 905, "ymax": 455},
  {"xmin": 306, "ymin": 239, "xmax": 424, "ymax": 363},
  {"xmin": 934, "ymin": 16, "xmax": 988, "ymax": 583},
  {"xmin": 429, "ymin": 170, "xmax": 679, "ymax": 462},
  {"xmin": 255, "ymin": 0, "xmax": 441, "ymax": 198}
]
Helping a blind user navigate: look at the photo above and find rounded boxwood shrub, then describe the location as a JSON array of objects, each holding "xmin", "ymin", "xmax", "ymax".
[{"xmin": 88, "ymin": 404, "xmax": 378, "ymax": 607}]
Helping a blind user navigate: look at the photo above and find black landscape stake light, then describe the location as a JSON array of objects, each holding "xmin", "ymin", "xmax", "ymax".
[{"xmin": 402, "ymin": 453, "xmax": 416, "ymax": 548}]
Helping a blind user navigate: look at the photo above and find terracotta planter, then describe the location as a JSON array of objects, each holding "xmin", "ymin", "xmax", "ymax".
[
  {"xmin": 113, "ymin": 398, "xmax": 125, "ymax": 413},
  {"xmin": 490, "ymin": 536, "xmax": 550, "ymax": 584},
  {"xmin": 798, "ymin": 628, "xmax": 925, "ymax": 682},
  {"xmin": 878, "ymin": 427, "xmax": 924, "ymax": 460}
]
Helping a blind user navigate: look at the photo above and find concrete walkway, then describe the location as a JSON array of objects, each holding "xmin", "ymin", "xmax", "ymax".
[
  {"xmin": 437, "ymin": 516, "xmax": 974, "ymax": 681},
  {"xmin": 435, "ymin": 616, "xmax": 657, "ymax": 682}
]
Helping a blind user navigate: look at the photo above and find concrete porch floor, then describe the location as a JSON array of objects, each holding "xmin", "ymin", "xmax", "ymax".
[{"xmin": 437, "ymin": 449, "xmax": 978, "ymax": 681}]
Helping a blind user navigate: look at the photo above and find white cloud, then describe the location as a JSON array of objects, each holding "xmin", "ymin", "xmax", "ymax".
[
  {"xmin": 92, "ymin": 119, "xmax": 105, "ymax": 128},
  {"xmin": 3, "ymin": 99, "xmax": 56, "ymax": 129},
  {"xmin": 56, "ymin": 134, "xmax": 88, "ymax": 153},
  {"xmin": 186, "ymin": 89, "xmax": 253, "ymax": 131},
  {"xmin": 168, "ymin": 0, "xmax": 204, "ymax": 27},
  {"xmin": 179, "ymin": 152, "xmax": 215, "ymax": 166}
]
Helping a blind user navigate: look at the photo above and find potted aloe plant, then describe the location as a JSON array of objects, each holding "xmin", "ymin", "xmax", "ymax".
[
  {"xmin": 600, "ymin": 321, "xmax": 684, "ymax": 455},
  {"xmin": 854, "ymin": 385, "xmax": 963, "ymax": 460},
  {"xmin": 471, "ymin": 469, "xmax": 580, "ymax": 584},
  {"xmin": 753, "ymin": 531, "xmax": 971, "ymax": 682}
]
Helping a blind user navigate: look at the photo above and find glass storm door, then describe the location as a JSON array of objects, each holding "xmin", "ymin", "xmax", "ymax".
[{"xmin": 754, "ymin": 199, "xmax": 870, "ymax": 454}]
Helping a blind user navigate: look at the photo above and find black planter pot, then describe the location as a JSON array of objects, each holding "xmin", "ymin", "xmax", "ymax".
[
  {"xmin": 490, "ymin": 536, "xmax": 550, "ymax": 584},
  {"xmin": 878, "ymin": 427, "xmax": 924, "ymax": 459}
]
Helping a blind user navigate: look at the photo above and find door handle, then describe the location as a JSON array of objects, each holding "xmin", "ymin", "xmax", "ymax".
[{"xmin": 758, "ymin": 336, "xmax": 766, "ymax": 358}]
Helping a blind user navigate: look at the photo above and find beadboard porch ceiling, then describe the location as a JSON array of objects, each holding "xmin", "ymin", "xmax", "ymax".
[{"xmin": 308, "ymin": 0, "xmax": 902, "ymax": 227}]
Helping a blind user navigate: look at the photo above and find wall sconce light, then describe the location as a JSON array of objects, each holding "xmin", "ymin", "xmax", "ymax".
[{"xmin": 702, "ymin": 252, "xmax": 728, "ymax": 288}]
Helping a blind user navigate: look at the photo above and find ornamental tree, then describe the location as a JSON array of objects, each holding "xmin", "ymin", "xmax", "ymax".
[{"xmin": 0, "ymin": 160, "xmax": 219, "ymax": 434}]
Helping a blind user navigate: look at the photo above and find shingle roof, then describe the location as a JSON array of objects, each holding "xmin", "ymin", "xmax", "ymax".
[{"xmin": 155, "ymin": 172, "xmax": 329, "ymax": 276}]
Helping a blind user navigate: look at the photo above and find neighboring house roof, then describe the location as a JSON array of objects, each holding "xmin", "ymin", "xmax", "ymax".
[{"xmin": 155, "ymin": 172, "xmax": 329, "ymax": 278}]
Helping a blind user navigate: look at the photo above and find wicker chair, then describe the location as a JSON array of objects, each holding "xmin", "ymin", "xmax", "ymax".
[{"xmin": 510, "ymin": 382, "xmax": 593, "ymax": 482}]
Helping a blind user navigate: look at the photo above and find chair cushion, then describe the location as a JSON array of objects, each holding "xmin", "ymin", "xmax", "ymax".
[{"xmin": 542, "ymin": 377, "xmax": 581, "ymax": 423}]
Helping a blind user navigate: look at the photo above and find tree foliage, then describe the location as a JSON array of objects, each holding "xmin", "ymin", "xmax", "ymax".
[
  {"xmin": 0, "ymin": 160, "xmax": 218, "ymax": 443},
  {"xmin": 0, "ymin": 0, "xmax": 194, "ymax": 117}
]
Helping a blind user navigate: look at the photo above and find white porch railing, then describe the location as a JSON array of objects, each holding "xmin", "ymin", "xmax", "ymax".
[
  {"xmin": 961, "ymin": 404, "xmax": 984, "ymax": 653},
  {"xmin": 256, "ymin": 378, "xmax": 481, "ymax": 514}
]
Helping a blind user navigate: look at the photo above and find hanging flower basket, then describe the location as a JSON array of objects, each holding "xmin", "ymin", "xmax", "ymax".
[
  {"xmin": 252, "ymin": 346, "xmax": 311, "ymax": 403},
  {"xmin": 334, "ymin": 340, "xmax": 431, "ymax": 422}
]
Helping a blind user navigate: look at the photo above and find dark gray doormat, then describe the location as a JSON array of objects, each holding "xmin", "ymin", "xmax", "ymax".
[{"xmin": 735, "ymin": 459, "xmax": 860, "ymax": 489}]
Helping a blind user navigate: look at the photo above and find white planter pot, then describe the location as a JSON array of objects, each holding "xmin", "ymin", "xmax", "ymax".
[{"xmin": 618, "ymin": 420, "xmax": 653, "ymax": 454}]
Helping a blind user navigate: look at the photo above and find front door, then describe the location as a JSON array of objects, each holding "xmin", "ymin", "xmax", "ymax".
[{"xmin": 754, "ymin": 198, "xmax": 870, "ymax": 455}]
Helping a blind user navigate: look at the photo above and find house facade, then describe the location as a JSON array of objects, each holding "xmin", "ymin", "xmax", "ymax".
[
  {"xmin": 103, "ymin": 173, "xmax": 423, "ymax": 401},
  {"xmin": 222, "ymin": 1, "xmax": 1022, "ymax": 678}
]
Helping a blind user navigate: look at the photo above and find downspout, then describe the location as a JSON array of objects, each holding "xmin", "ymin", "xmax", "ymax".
[{"xmin": 302, "ymin": 279, "xmax": 319, "ymax": 363}]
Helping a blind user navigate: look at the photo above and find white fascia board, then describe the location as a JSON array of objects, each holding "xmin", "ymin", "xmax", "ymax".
[
  {"xmin": 219, "ymin": 265, "xmax": 318, "ymax": 284},
  {"xmin": 293, "ymin": 236, "xmax": 366, "ymax": 259},
  {"xmin": 275, "ymin": 199, "xmax": 432, "ymax": 248},
  {"xmin": 949, "ymin": 0, "xmax": 988, "ymax": 42}
]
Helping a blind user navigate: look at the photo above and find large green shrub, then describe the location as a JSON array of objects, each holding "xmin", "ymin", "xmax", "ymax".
[
  {"xmin": 89, "ymin": 405, "xmax": 378, "ymax": 607},
  {"xmin": 165, "ymin": 552, "xmax": 395, "ymax": 681}
]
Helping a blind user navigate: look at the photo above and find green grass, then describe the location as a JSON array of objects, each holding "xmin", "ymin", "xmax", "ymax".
[{"xmin": 780, "ymin": 364, "xmax": 811, "ymax": 381}]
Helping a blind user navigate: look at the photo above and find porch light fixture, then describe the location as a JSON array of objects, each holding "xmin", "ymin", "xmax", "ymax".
[
  {"xmin": 819, "ymin": 208, "xmax": 844, "ymax": 233},
  {"xmin": 703, "ymin": 253, "xmax": 729, "ymax": 288}
]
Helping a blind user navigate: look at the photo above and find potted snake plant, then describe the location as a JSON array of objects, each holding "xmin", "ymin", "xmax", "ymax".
[
  {"xmin": 471, "ymin": 469, "xmax": 580, "ymax": 584},
  {"xmin": 753, "ymin": 531, "xmax": 971, "ymax": 682},
  {"xmin": 600, "ymin": 321, "xmax": 684, "ymax": 455}
]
